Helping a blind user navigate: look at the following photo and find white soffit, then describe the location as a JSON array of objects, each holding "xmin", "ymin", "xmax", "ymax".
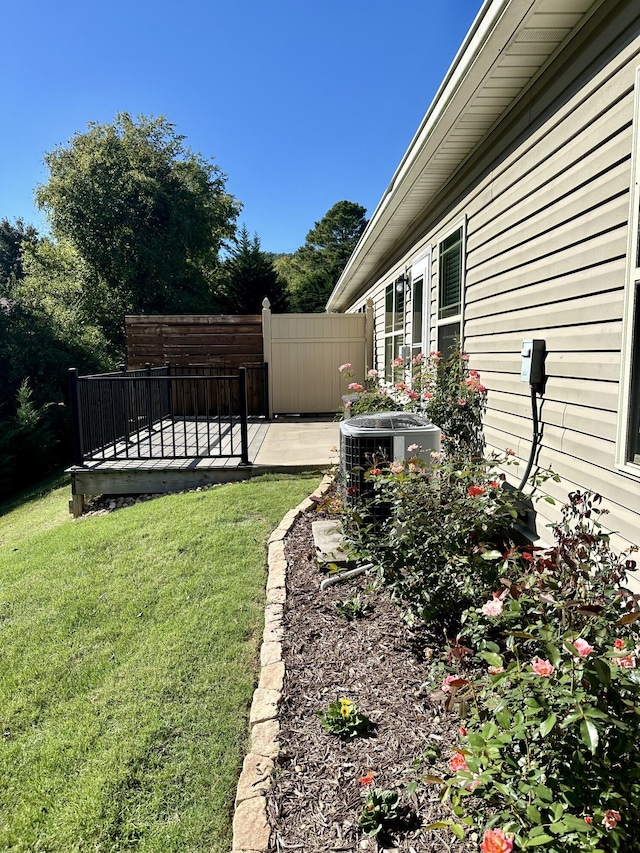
[{"xmin": 327, "ymin": 0, "xmax": 600, "ymax": 311}]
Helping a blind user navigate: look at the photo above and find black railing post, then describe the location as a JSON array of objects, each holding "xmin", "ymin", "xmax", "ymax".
[
  {"xmin": 238, "ymin": 367, "xmax": 250, "ymax": 465},
  {"xmin": 145, "ymin": 363, "xmax": 153, "ymax": 454},
  {"xmin": 68, "ymin": 368, "xmax": 84, "ymax": 466}
]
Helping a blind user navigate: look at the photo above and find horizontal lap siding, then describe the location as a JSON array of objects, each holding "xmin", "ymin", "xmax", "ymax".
[
  {"xmin": 340, "ymin": 2, "xmax": 640, "ymax": 566},
  {"xmin": 462, "ymin": 9, "xmax": 640, "ymax": 558}
]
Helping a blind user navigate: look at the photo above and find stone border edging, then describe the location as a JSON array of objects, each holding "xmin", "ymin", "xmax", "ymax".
[{"xmin": 232, "ymin": 473, "xmax": 334, "ymax": 852}]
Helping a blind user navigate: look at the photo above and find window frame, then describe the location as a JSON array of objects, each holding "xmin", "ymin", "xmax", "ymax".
[
  {"xmin": 616, "ymin": 66, "xmax": 640, "ymax": 474},
  {"xmin": 383, "ymin": 279, "xmax": 406, "ymax": 377},
  {"xmin": 436, "ymin": 220, "xmax": 465, "ymax": 357},
  {"xmin": 410, "ymin": 251, "xmax": 431, "ymax": 358}
]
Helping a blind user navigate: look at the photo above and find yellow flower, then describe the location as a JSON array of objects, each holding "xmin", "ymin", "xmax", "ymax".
[{"xmin": 339, "ymin": 698, "xmax": 353, "ymax": 718}]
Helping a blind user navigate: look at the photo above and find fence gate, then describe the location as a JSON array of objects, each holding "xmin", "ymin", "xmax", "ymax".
[{"xmin": 262, "ymin": 302, "xmax": 373, "ymax": 416}]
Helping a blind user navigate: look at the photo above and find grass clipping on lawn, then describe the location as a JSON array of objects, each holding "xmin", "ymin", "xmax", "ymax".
[{"xmin": 0, "ymin": 474, "xmax": 319, "ymax": 853}]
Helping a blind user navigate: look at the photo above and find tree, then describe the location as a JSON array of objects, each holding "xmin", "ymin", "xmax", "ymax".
[
  {"xmin": 221, "ymin": 225, "xmax": 287, "ymax": 313},
  {"xmin": 278, "ymin": 201, "xmax": 368, "ymax": 312},
  {"xmin": 35, "ymin": 113, "xmax": 240, "ymax": 342},
  {"xmin": 0, "ymin": 218, "xmax": 38, "ymax": 286}
]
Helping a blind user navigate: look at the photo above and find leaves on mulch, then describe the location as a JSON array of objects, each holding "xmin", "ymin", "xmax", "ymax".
[{"xmin": 266, "ymin": 505, "xmax": 479, "ymax": 852}]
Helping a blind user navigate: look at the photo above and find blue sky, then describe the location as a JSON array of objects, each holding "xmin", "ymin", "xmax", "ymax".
[{"xmin": 1, "ymin": 0, "xmax": 483, "ymax": 255}]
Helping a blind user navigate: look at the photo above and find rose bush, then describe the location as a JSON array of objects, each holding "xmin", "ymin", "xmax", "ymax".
[
  {"xmin": 339, "ymin": 346, "xmax": 486, "ymax": 457},
  {"xmin": 343, "ymin": 451, "xmax": 552, "ymax": 628},
  {"xmin": 429, "ymin": 491, "xmax": 640, "ymax": 852}
]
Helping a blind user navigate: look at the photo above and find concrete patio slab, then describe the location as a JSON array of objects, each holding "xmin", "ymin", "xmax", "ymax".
[{"xmin": 253, "ymin": 418, "xmax": 339, "ymax": 472}]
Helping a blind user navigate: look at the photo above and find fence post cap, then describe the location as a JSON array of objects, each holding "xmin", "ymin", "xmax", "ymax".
[{"xmin": 262, "ymin": 297, "xmax": 270, "ymax": 309}]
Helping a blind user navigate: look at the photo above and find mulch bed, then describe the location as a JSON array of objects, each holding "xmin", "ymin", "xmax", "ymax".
[{"xmin": 266, "ymin": 500, "xmax": 479, "ymax": 852}]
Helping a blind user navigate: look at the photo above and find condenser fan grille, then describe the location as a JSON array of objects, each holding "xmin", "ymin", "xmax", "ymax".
[{"xmin": 339, "ymin": 411, "xmax": 441, "ymax": 523}]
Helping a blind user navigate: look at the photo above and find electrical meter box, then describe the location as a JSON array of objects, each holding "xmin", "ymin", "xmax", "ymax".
[{"xmin": 520, "ymin": 339, "xmax": 546, "ymax": 389}]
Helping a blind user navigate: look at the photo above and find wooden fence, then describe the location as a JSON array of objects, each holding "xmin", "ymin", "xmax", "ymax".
[{"xmin": 125, "ymin": 314, "xmax": 266, "ymax": 416}]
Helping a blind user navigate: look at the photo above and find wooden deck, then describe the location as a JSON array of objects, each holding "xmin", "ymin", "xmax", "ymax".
[
  {"xmin": 83, "ymin": 415, "xmax": 266, "ymax": 463},
  {"xmin": 67, "ymin": 418, "xmax": 271, "ymax": 515}
]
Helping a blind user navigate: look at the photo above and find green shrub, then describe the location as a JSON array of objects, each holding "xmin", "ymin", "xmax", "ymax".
[
  {"xmin": 343, "ymin": 452, "xmax": 539, "ymax": 628},
  {"xmin": 0, "ymin": 379, "xmax": 57, "ymax": 498},
  {"xmin": 432, "ymin": 491, "xmax": 640, "ymax": 852}
]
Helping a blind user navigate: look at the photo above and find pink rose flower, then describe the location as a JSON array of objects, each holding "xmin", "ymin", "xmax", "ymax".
[
  {"xmin": 347, "ymin": 382, "xmax": 364, "ymax": 391},
  {"xmin": 573, "ymin": 638, "xmax": 594, "ymax": 658},
  {"xmin": 488, "ymin": 665, "xmax": 505, "ymax": 675},
  {"xmin": 407, "ymin": 443, "xmax": 420, "ymax": 451},
  {"xmin": 467, "ymin": 773, "xmax": 480, "ymax": 791},
  {"xmin": 441, "ymin": 674, "xmax": 458, "ymax": 693},
  {"xmin": 367, "ymin": 369, "xmax": 378, "ymax": 378},
  {"xmin": 602, "ymin": 809, "xmax": 621, "ymax": 830},
  {"xmin": 531, "ymin": 657, "xmax": 554, "ymax": 677},
  {"xmin": 615, "ymin": 654, "xmax": 635, "ymax": 668},
  {"xmin": 480, "ymin": 828, "xmax": 513, "ymax": 853},
  {"xmin": 448, "ymin": 752, "xmax": 468, "ymax": 773},
  {"xmin": 369, "ymin": 468, "xmax": 382, "ymax": 476},
  {"xmin": 481, "ymin": 598, "xmax": 503, "ymax": 618},
  {"xmin": 338, "ymin": 362, "xmax": 352, "ymax": 372},
  {"xmin": 615, "ymin": 638, "xmax": 625, "ymax": 649}
]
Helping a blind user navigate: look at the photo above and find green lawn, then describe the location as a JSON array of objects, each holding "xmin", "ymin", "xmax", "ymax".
[{"xmin": 0, "ymin": 474, "xmax": 319, "ymax": 853}]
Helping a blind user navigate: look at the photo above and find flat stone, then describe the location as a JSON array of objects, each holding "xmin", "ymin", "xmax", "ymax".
[
  {"xmin": 266, "ymin": 586, "xmax": 286, "ymax": 605},
  {"xmin": 251, "ymin": 719, "xmax": 280, "ymax": 758},
  {"xmin": 312, "ymin": 519, "xmax": 352, "ymax": 566},
  {"xmin": 235, "ymin": 753, "xmax": 274, "ymax": 806},
  {"xmin": 268, "ymin": 540, "xmax": 286, "ymax": 564},
  {"xmin": 280, "ymin": 508, "xmax": 300, "ymax": 527},
  {"xmin": 260, "ymin": 641, "xmax": 282, "ymax": 666},
  {"xmin": 264, "ymin": 603, "xmax": 283, "ymax": 624},
  {"xmin": 263, "ymin": 624, "xmax": 283, "ymax": 644},
  {"xmin": 266, "ymin": 560, "xmax": 286, "ymax": 590},
  {"xmin": 249, "ymin": 688, "xmax": 281, "ymax": 725},
  {"xmin": 259, "ymin": 661, "xmax": 285, "ymax": 692},
  {"xmin": 232, "ymin": 795, "xmax": 270, "ymax": 851},
  {"xmin": 267, "ymin": 528, "xmax": 286, "ymax": 544},
  {"xmin": 297, "ymin": 497, "xmax": 316, "ymax": 512}
]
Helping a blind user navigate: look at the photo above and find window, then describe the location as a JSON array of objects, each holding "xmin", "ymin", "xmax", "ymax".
[
  {"xmin": 618, "ymin": 66, "xmax": 640, "ymax": 470},
  {"xmin": 384, "ymin": 281, "xmax": 405, "ymax": 376},
  {"xmin": 436, "ymin": 224, "xmax": 464, "ymax": 357},
  {"xmin": 410, "ymin": 252, "xmax": 430, "ymax": 358}
]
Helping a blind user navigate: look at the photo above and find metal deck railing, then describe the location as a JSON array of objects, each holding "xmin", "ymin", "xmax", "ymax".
[{"xmin": 68, "ymin": 364, "xmax": 264, "ymax": 466}]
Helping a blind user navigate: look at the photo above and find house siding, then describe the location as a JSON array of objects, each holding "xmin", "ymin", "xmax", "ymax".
[{"xmin": 342, "ymin": 0, "xmax": 640, "ymax": 562}]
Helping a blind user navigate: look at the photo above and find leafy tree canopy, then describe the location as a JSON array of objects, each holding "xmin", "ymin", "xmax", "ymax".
[
  {"xmin": 278, "ymin": 200, "xmax": 367, "ymax": 312},
  {"xmin": 0, "ymin": 218, "xmax": 38, "ymax": 286},
  {"xmin": 35, "ymin": 113, "xmax": 240, "ymax": 339},
  {"xmin": 220, "ymin": 225, "xmax": 287, "ymax": 313}
]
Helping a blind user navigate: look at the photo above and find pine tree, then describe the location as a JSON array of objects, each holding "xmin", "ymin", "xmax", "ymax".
[{"xmin": 221, "ymin": 225, "xmax": 287, "ymax": 313}]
